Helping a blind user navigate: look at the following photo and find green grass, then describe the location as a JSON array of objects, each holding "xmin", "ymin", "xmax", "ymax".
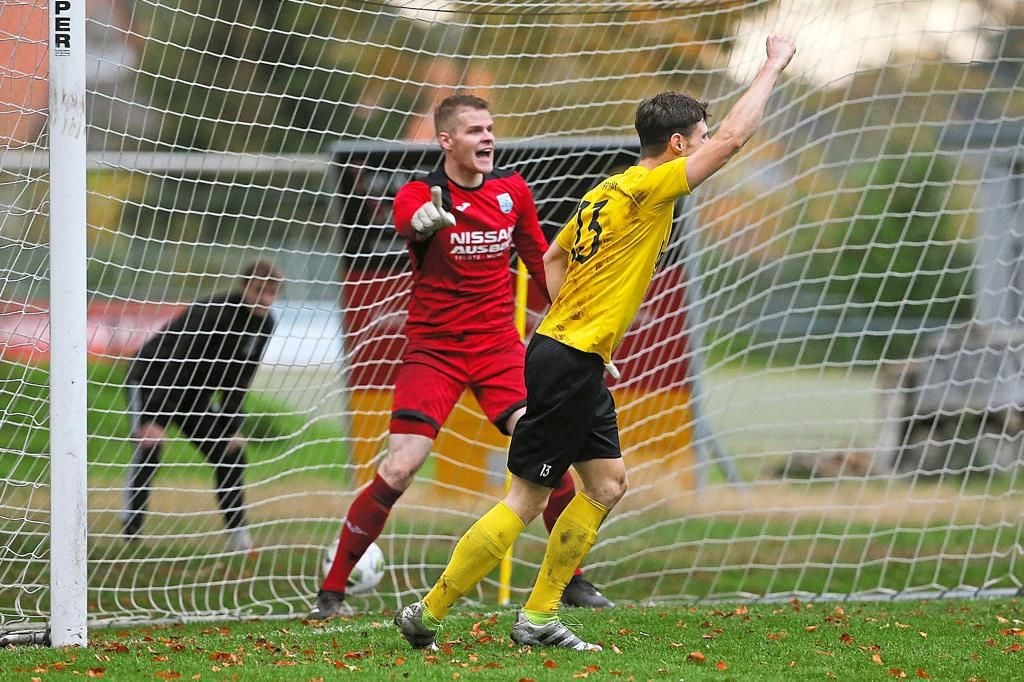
[
  {"xmin": 5, "ymin": 599, "xmax": 1024, "ymax": 680},
  {"xmin": 5, "ymin": 357, "xmax": 1024, "ymax": 664},
  {"xmin": 0, "ymin": 359, "xmax": 349, "ymax": 485},
  {"xmin": 3, "ymin": 511, "xmax": 1019, "ymax": 628}
]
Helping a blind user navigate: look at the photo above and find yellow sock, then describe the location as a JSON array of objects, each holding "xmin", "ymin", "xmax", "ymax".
[
  {"xmin": 422, "ymin": 501, "xmax": 525, "ymax": 621},
  {"xmin": 524, "ymin": 492, "xmax": 609, "ymax": 616}
]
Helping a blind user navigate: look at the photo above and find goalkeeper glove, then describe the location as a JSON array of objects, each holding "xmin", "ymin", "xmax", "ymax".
[{"xmin": 411, "ymin": 185, "xmax": 456, "ymax": 237}]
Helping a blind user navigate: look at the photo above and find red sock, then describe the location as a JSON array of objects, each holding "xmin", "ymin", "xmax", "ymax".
[
  {"xmin": 321, "ymin": 474, "xmax": 402, "ymax": 592},
  {"xmin": 543, "ymin": 473, "xmax": 583, "ymax": 577}
]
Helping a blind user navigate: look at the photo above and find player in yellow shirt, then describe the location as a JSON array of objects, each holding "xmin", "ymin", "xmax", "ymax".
[{"xmin": 396, "ymin": 34, "xmax": 797, "ymax": 651}]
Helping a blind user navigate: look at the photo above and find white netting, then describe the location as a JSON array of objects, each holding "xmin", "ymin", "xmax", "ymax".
[{"xmin": 3, "ymin": 0, "xmax": 1024, "ymax": 631}]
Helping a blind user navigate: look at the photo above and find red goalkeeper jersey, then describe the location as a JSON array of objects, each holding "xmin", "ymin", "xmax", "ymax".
[{"xmin": 393, "ymin": 167, "xmax": 549, "ymax": 338}]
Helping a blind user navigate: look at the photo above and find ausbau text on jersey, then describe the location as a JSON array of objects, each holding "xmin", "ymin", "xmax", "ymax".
[{"xmin": 393, "ymin": 168, "xmax": 548, "ymax": 338}]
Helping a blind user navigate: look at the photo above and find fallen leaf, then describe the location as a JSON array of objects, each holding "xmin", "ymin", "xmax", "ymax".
[
  {"xmin": 154, "ymin": 672, "xmax": 182, "ymax": 680},
  {"xmin": 86, "ymin": 669, "xmax": 106, "ymax": 679},
  {"xmin": 805, "ymin": 626, "xmax": 818, "ymax": 632},
  {"xmin": 687, "ymin": 651, "xmax": 706, "ymax": 664},
  {"xmin": 872, "ymin": 653, "xmax": 884, "ymax": 665},
  {"xmin": 716, "ymin": 660, "xmax": 728, "ymax": 671},
  {"xmin": 543, "ymin": 660, "xmax": 558, "ymax": 668},
  {"xmin": 915, "ymin": 669, "xmax": 930, "ymax": 679},
  {"xmin": 888, "ymin": 668, "xmax": 906, "ymax": 678}
]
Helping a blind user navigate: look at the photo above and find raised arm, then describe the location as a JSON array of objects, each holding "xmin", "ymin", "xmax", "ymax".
[{"xmin": 685, "ymin": 35, "xmax": 796, "ymax": 190}]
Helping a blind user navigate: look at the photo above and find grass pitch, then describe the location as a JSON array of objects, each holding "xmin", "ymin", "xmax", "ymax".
[{"xmin": 4, "ymin": 599, "xmax": 1024, "ymax": 680}]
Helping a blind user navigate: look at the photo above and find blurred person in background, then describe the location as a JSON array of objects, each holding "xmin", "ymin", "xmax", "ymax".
[{"xmin": 122, "ymin": 259, "xmax": 283, "ymax": 554}]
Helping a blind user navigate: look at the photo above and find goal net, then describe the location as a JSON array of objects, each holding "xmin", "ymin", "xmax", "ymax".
[{"xmin": 3, "ymin": 0, "xmax": 1024, "ymax": 632}]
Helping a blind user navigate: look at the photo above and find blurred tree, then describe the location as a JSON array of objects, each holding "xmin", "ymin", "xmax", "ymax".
[
  {"xmin": 132, "ymin": 0, "xmax": 422, "ymax": 152},
  {"xmin": 450, "ymin": 0, "xmax": 751, "ymax": 137},
  {"xmin": 128, "ymin": 0, "xmax": 760, "ymax": 150},
  {"xmin": 802, "ymin": 142, "xmax": 975, "ymax": 361}
]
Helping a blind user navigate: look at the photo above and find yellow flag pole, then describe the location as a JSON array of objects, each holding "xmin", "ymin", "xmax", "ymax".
[{"xmin": 498, "ymin": 259, "xmax": 529, "ymax": 605}]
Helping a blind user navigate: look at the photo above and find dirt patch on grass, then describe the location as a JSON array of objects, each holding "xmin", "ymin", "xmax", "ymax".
[{"xmin": 8, "ymin": 474, "xmax": 1021, "ymax": 540}]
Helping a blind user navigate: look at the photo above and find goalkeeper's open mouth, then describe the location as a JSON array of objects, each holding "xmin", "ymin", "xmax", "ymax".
[{"xmin": 475, "ymin": 147, "xmax": 493, "ymax": 161}]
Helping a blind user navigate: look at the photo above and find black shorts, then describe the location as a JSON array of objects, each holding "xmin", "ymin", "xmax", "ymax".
[
  {"xmin": 126, "ymin": 384, "xmax": 237, "ymax": 453},
  {"xmin": 507, "ymin": 334, "xmax": 620, "ymax": 487}
]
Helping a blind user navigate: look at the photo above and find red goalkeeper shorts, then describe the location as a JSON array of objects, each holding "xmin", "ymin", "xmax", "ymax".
[{"xmin": 391, "ymin": 328, "xmax": 526, "ymax": 438}]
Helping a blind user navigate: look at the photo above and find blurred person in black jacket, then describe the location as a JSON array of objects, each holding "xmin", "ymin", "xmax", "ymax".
[{"xmin": 122, "ymin": 260, "xmax": 283, "ymax": 553}]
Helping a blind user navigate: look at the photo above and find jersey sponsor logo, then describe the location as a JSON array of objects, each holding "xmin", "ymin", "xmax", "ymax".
[
  {"xmin": 455, "ymin": 201, "xmax": 471, "ymax": 211},
  {"xmin": 449, "ymin": 226, "xmax": 514, "ymax": 257},
  {"xmin": 496, "ymin": 192, "xmax": 513, "ymax": 214}
]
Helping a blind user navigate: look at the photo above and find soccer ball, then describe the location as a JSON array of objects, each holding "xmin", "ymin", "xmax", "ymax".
[{"xmin": 321, "ymin": 540, "xmax": 386, "ymax": 595}]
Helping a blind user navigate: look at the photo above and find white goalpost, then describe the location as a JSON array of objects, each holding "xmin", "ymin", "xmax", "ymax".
[
  {"xmin": 2, "ymin": 0, "xmax": 1024, "ymax": 644},
  {"xmin": 47, "ymin": 0, "xmax": 88, "ymax": 647}
]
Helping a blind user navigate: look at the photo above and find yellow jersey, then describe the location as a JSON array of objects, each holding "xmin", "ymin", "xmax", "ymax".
[{"xmin": 537, "ymin": 155, "xmax": 691, "ymax": 362}]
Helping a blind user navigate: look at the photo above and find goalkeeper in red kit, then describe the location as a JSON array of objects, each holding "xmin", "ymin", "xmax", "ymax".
[{"xmin": 309, "ymin": 94, "xmax": 612, "ymax": 619}]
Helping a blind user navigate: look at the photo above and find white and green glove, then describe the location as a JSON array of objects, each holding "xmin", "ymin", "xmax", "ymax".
[{"xmin": 411, "ymin": 185, "xmax": 456, "ymax": 237}]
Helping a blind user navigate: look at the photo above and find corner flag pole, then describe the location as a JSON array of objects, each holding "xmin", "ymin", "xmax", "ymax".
[{"xmin": 498, "ymin": 260, "xmax": 530, "ymax": 605}]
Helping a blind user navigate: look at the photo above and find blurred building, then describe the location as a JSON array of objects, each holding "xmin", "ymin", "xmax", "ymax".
[{"xmin": 0, "ymin": 0, "xmax": 156, "ymax": 149}]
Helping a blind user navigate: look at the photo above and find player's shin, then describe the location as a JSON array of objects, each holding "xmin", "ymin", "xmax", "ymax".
[
  {"xmin": 524, "ymin": 492, "xmax": 608, "ymax": 618},
  {"xmin": 212, "ymin": 447, "xmax": 248, "ymax": 530},
  {"xmin": 123, "ymin": 443, "xmax": 162, "ymax": 535},
  {"xmin": 322, "ymin": 473, "xmax": 403, "ymax": 592},
  {"xmin": 542, "ymin": 472, "xmax": 576, "ymax": 532},
  {"xmin": 422, "ymin": 501, "xmax": 525, "ymax": 621}
]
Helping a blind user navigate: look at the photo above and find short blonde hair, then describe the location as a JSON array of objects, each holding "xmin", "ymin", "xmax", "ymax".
[{"xmin": 434, "ymin": 94, "xmax": 490, "ymax": 135}]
